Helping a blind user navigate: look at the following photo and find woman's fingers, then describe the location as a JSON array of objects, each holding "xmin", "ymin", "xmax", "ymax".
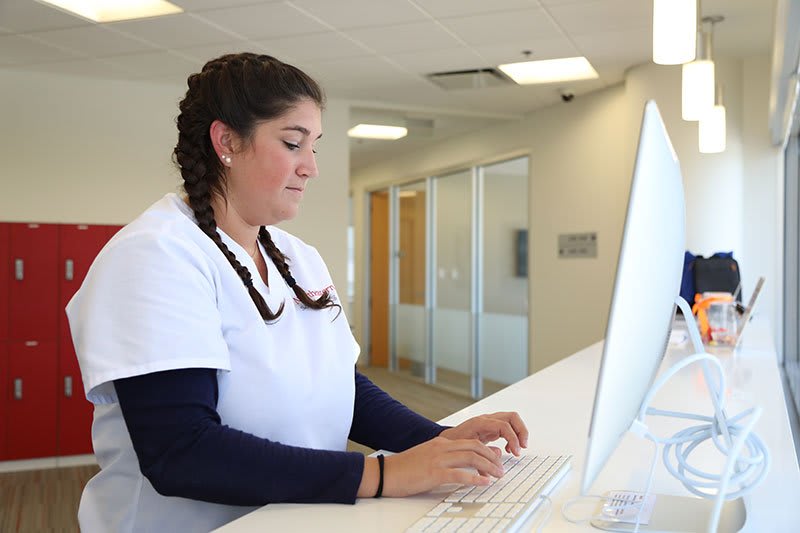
[{"xmin": 439, "ymin": 449, "xmax": 504, "ymax": 478}]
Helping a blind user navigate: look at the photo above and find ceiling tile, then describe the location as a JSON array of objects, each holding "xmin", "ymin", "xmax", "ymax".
[
  {"xmin": 344, "ymin": 20, "xmax": 462, "ymax": 55},
  {"xmin": 440, "ymin": 8, "xmax": 563, "ymax": 46},
  {"xmin": 473, "ymin": 37, "xmax": 580, "ymax": 65},
  {"xmin": 8, "ymin": 57, "xmax": 137, "ymax": 79},
  {"xmin": 412, "ymin": 0, "xmax": 540, "ymax": 18},
  {"xmin": 171, "ymin": 0, "xmax": 284, "ymax": 11},
  {"xmin": 106, "ymin": 13, "xmax": 239, "ymax": 49},
  {"xmin": 0, "ymin": 0, "xmax": 88, "ymax": 33},
  {"xmin": 174, "ymin": 41, "xmax": 274, "ymax": 63},
  {"xmin": 290, "ymin": 0, "xmax": 429, "ymax": 30},
  {"xmin": 305, "ymin": 55, "xmax": 411, "ymax": 88},
  {"xmin": 572, "ymin": 28, "xmax": 651, "ymax": 63},
  {"xmin": 539, "ymin": 0, "xmax": 600, "ymax": 5},
  {"xmin": 28, "ymin": 25, "xmax": 158, "ymax": 57},
  {"xmin": 0, "ymin": 34, "xmax": 79, "ymax": 66},
  {"xmin": 546, "ymin": 0, "xmax": 652, "ymax": 36},
  {"xmin": 387, "ymin": 47, "xmax": 486, "ymax": 75},
  {"xmin": 102, "ymin": 50, "xmax": 199, "ymax": 79},
  {"xmin": 196, "ymin": 3, "xmax": 328, "ymax": 40},
  {"xmin": 254, "ymin": 31, "xmax": 371, "ymax": 63}
]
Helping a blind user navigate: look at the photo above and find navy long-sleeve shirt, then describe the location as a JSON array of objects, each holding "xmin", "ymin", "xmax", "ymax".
[{"xmin": 113, "ymin": 368, "xmax": 446, "ymax": 506}]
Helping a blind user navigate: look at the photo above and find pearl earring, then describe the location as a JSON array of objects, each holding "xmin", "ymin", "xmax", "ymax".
[{"xmin": 222, "ymin": 154, "xmax": 232, "ymax": 165}]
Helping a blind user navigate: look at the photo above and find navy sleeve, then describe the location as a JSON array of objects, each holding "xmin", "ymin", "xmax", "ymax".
[
  {"xmin": 349, "ymin": 369, "xmax": 446, "ymax": 452},
  {"xmin": 113, "ymin": 368, "xmax": 365, "ymax": 506}
]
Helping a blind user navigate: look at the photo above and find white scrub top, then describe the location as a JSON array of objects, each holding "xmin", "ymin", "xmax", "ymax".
[{"xmin": 66, "ymin": 193, "xmax": 360, "ymax": 532}]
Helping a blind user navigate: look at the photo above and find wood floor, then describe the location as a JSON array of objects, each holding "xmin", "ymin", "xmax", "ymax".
[{"xmin": 0, "ymin": 366, "xmax": 477, "ymax": 532}]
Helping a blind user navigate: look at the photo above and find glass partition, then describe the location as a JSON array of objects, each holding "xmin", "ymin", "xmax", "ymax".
[
  {"xmin": 433, "ymin": 169, "xmax": 473, "ymax": 396},
  {"xmin": 480, "ymin": 157, "xmax": 529, "ymax": 396}
]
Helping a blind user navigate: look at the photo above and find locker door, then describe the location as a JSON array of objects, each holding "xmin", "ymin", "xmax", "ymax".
[
  {"xmin": 0, "ymin": 342, "xmax": 7, "ymax": 460},
  {"xmin": 106, "ymin": 224, "xmax": 124, "ymax": 241},
  {"xmin": 9, "ymin": 223, "xmax": 59, "ymax": 341},
  {"xmin": 58, "ymin": 224, "xmax": 108, "ymax": 456},
  {"xmin": 7, "ymin": 340, "xmax": 57, "ymax": 459},
  {"xmin": 0, "ymin": 223, "xmax": 9, "ymax": 341}
]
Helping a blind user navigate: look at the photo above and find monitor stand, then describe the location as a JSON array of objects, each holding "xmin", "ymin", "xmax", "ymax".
[{"xmin": 590, "ymin": 493, "xmax": 745, "ymax": 532}]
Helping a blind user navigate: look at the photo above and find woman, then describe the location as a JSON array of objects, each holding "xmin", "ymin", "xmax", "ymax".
[{"xmin": 67, "ymin": 53, "xmax": 528, "ymax": 532}]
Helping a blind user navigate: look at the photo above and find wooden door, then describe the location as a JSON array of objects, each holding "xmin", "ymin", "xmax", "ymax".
[{"xmin": 369, "ymin": 192, "xmax": 389, "ymax": 367}]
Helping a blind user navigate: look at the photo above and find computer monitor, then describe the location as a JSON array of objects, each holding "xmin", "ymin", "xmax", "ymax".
[{"xmin": 581, "ymin": 100, "xmax": 686, "ymax": 495}]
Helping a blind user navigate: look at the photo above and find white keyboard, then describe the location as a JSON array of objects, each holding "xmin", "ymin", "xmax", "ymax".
[{"xmin": 407, "ymin": 454, "xmax": 571, "ymax": 533}]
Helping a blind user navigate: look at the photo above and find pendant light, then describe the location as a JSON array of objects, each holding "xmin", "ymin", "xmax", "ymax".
[
  {"xmin": 653, "ymin": 0, "xmax": 697, "ymax": 65},
  {"xmin": 699, "ymin": 84, "xmax": 726, "ymax": 153},
  {"xmin": 682, "ymin": 16, "xmax": 723, "ymax": 121}
]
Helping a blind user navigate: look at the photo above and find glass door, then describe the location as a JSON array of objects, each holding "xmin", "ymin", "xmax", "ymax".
[
  {"xmin": 394, "ymin": 181, "xmax": 428, "ymax": 380},
  {"xmin": 432, "ymin": 169, "xmax": 473, "ymax": 396}
]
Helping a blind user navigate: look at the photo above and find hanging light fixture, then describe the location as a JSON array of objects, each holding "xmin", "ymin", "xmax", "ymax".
[
  {"xmin": 653, "ymin": 0, "xmax": 697, "ymax": 65},
  {"xmin": 699, "ymin": 84, "xmax": 726, "ymax": 153},
  {"xmin": 682, "ymin": 15, "xmax": 723, "ymax": 121},
  {"xmin": 682, "ymin": 28, "xmax": 714, "ymax": 120}
]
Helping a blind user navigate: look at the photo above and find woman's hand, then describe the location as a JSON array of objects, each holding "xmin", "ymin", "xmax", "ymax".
[
  {"xmin": 356, "ymin": 412, "xmax": 528, "ymax": 499},
  {"xmin": 380, "ymin": 436, "xmax": 504, "ymax": 497},
  {"xmin": 438, "ymin": 412, "xmax": 529, "ymax": 456}
]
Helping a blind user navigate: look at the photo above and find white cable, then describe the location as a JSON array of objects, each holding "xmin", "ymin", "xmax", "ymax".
[
  {"xmin": 630, "ymin": 351, "xmax": 770, "ymax": 533},
  {"xmin": 534, "ymin": 494, "xmax": 552, "ymax": 533}
]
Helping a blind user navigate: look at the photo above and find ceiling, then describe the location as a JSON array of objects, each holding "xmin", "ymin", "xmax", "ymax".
[{"xmin": 1, "ymin": 0, "xmax": 776, "ymax": 170}]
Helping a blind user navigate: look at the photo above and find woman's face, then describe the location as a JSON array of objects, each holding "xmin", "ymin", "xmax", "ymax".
[{"xmin": 225, "ymin": 99, "xmax": 322, "ymax": 227}]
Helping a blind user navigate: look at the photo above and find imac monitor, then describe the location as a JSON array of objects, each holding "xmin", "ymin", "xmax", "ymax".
[{"xmin": 581, "ymin": 101, "xmax": 686, "ymax": 495}]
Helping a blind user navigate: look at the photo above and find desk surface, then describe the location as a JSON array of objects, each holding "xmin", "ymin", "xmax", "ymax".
[{"xmin": 215, "ymin": 319, "xmax": 800, "ymax": 532}]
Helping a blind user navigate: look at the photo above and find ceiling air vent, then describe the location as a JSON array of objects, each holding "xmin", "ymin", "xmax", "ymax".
[{"xmin": 427, "ymin": 68, "xmax": 514, "ymax": 90}]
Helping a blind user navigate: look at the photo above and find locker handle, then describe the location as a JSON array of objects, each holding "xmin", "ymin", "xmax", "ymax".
[
  {"xmin": 64, "ymin": 376, "xmax": 73, "ymax": 398},
  {"xmin": 14, "ymin": 378, "xmax": 22, "ymax": 400},
  {"xmin": 65, "ymin": 259, "xmax": 74, "ymax": 281},
  {"xmin": 15, "ymin": 258, "xmax": 23, "ymax": 280}
]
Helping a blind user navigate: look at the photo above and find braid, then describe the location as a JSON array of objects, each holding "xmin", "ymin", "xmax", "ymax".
[
  {"xmin": 188, "ymin": 186, "xmax": 284, "ymax": 322},
  {"xmin": 259, "ymin": 227, "xmax": 341, "ymax": 318}
]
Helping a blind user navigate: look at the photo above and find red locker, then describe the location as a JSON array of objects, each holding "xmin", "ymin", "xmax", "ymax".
[
  {"xmin": 106, "ymin": 224, "xmax": 124, "ymax": 240},
  {"xmin": 0, "ymin": 342, "xmax": 7, "ymax": 460},
  {"xmin": 58, "ymin": 224, "xmax": 109, "ymax": 456},
  {"xmin": 0, "ymin": 223, "xmax": 9, "ymax": 341},
  {"xmin": 9, "ymin": 223, "xmax": 59, "ymax": 341},
  {"xmin": 7, "ymin": 340, "xmax": 58, "ymax": 459}
]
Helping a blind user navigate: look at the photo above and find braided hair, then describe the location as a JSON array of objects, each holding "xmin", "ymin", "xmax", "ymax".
[{"xmin": 173, "ymin": 53, "xmax": 338, "ymax": 321}]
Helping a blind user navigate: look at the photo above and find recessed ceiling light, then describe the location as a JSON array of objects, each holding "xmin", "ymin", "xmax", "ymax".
[
  {"xmin": 497, "ymin": 57, "xmax": 599, "ymax": 85},
  {"xmin": 347, "ymin": 124, "xmax": 408, "ymax": 140},
  {"xmin": 36, "ymin": 0, "xmax": 183, "ymax": 23}
]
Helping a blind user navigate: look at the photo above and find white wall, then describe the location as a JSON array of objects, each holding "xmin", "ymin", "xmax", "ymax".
[
  {"xmin": 352, "ymin": 54, "xmax": 780, "ymax": 373},
  {"xmin": 0, "ymin": 69, "xmax": 350, "ymax": 301}
]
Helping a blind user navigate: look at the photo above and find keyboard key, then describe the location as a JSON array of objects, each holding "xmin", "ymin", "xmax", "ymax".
[
  {"xmin": 428, "ymin": 502, "xmax": 452, "ymax": 516},
  {"xmin": 428, "ymin": 517, "xmax": 451, "ymax": 533},
  {"xmin": 475, "ymin": 503, "xmax": 498, "ymax": 518},
  {"xmin": 440, "ymin": 517, "xmax": 466, "ymax": 532},
  {"xmin": 475, "ymin": 517, "xmax": 499, "ymax": 533},
  {"xmin": 491, "ymin": 519, "xmax": 511, "ymax": 532},
  {"xmin": 407, "ymin": 517, "xmax": 435, "ymax": 532}
]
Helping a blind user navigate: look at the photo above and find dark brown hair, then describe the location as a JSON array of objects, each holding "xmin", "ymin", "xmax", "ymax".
[{"xmin": 173, "ymin": 52, "xmax": 337, "ymax": 321}]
